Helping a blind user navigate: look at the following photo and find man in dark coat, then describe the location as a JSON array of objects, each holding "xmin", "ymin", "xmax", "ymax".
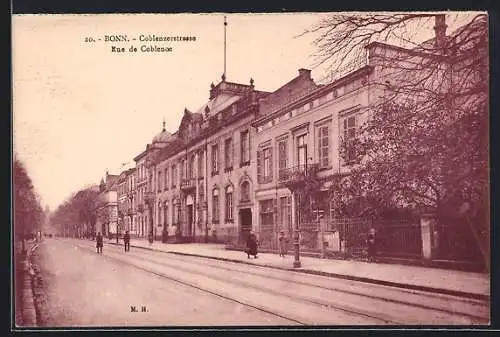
[
  {"xmin": 123, "ymin": 231, "xmax": 130, "ymax": 252},
  {"xmin": 96, "ymin": 232, "xmax": 103, "ymax": 254},
  {"xmin": 246, "ymin": 231, "xmax": 258, "ymax": 259}
]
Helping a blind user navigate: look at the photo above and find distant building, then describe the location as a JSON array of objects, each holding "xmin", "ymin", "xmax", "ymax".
[
  {"xmin": 96, "ymin": 171, "xmax": 118, "ymax": 238},
  {"xmin": 117, "ymin": 167, "xmax": 136, "ymax": 236}
]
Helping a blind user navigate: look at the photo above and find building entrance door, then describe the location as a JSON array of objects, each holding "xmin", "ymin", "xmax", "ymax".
[
  {"xmin": 187, "ymin": 205, "xmax": 193, "ymax": 241},
  {"xmin": 239, "ymin": 208, "xmax": 252, "ymax": 244}
]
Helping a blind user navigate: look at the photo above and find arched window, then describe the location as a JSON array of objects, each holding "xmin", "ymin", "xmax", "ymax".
[
  {"xmin": 212, "ymin": 187, "xmax": 220, "ymax": 223},
  {"xmin": 241, "ymin": 181, "xmax": 250, "ymax": 202},
  {"xmin": 225, "ymin": 185, "xmax": 233, "ymax": 221}
]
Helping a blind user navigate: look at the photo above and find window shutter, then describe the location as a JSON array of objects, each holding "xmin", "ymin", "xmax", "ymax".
[
  {"xmin": 217, "ymin": 143, "xmax": 221, "ymax": 172},
  {"xmin": 269, "ymin": 146, "xmax": 273, "ymax": 181},
  {"xmin": 318, "ymin": 130, "xmax": 322, "ymax": 165},
  {"xmin": 257, "ymin": 150, "xmax": 262, "ymax": 183},
  {"xmin": 248, "ymin": 132, "xmax": 251, "ymax": 163},
  {"xmin": 231, "ymin": 139, "xmax": 234, "ymax": 166}
]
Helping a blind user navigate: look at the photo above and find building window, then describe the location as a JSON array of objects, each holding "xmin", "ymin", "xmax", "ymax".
[
  {"xmin": 318, "ymin": 125, "xmax": 330, "ymax": 168},
  {"xmin": 240, "ymin": 181, "xmax": 250, "ymax": 202},
  {"xmin": 164, "ymin": 168, "xmax": 169, "ymax": 190},
  {"xmin": 343, "ymin": 115, "xmax": 357, "ymax": 162},
  {"xmin": 199, "ymin": 183, "xmax": 205, "ymax": 203},
  {"xmin": 172, "ymin": 201, "xmax": 177, "ymax": 225},
  {"xmin": 259, "ymin": 199, "xmax": 275, "ymax": 232},
  {"xmin": 280, "ymin": 196, "xmax": 292, "ymax": 232},
  {"xmin": 157, "ymin": 170, "xmax": 162, "ymax": 192},
  {"xmin": 180, "ymin": 159, "xmax": 185, "ymax": 180},
  {"xmin": 188, "ymin": 155, "xmax": 195, "ymax": 180},
  {"xmin": 164, "ymin": 202, "xmax": 169, "ymax": 226},
  {"xmin": 212, "ymin": 188, "xmax": 220, "ymax": 223},
  {"xmin": 278, "ymin": 139, "xmax": 288, "ymax": 179},
  {"xmin": 240, "ymin": 130, "xmax": 250, "ymax": 165},
  {"xmin": 224, "ymin": 138, "xmax": 233, "ymax": 170},
  {"xmin": 171, "ymin": 164, "xmax": 177, "ymax": 188},
  {"xmin": 257, "ymin": 146, "xmax": 273, "ymax": 184},
  {"xmin": 157, "ymin": 203, "xmax": 162, "ymax": 227},
  {"xmin": 198, "ymin": 151, "xmax": 204, "ymax": 178},
  {"xmin": 211, "ymin": 144, "xmax": 219, "ymax": 175},
  {"xmin": 225, "ymin": 185, "xmax": 233, "ymax": 221},
  {"xmin": 296, "ymin": 134, "xmax": 308, "ymax": 170},
  {"xmin": 263, "ymin": 147, "xmax": 272, "ymax": 180}
]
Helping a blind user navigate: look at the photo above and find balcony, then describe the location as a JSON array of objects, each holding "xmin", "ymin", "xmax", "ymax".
[
  {"xmin": 278, "ymin": 164, "xmax": 319, "ymax": 190},
  {"xmin": 180, "ymin": 178, "xmax": 196, "ymax": 192}
]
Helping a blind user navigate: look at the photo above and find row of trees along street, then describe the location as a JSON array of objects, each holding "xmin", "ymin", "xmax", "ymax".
[
  {"xmin": 50, "ymin": 186, "xmax": 100, "ymax": 239},
  {"xmin": 299, "ymin": 13, "xmax": 488, "ymax": 269},
  {"xmin": 14, "ymin": 157, "xmax": 45, "ymax": 256}
]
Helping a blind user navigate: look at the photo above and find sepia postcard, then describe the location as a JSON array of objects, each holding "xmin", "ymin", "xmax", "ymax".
[{"xmin": 12, "ymin": 12, "xmax": 490, "ymax": 329}]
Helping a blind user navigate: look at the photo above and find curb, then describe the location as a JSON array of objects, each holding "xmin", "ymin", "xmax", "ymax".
[{"xmin": 107, "ymin": 241, "xmax": 489, "ymax": 302}]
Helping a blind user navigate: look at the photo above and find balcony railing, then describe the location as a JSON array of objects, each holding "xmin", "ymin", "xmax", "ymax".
[
  {"xmin": 180, "ymin": 178, "xmax": 196, "ymax": 191},
  {"xmin": 278, "ymin": 164, "xmax": 319, "ymax": 189}
]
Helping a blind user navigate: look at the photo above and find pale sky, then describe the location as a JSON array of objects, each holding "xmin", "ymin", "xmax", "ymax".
[{"xmin": 12, "ymin": 12, "xmax": 479, "ymax": 211}]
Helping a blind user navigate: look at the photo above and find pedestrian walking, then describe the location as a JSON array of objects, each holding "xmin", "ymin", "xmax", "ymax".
[
  {"xmin": 367, "ymin": 227, "xmax": 376, "ymax": 262},
  {"xmin": 96, "ymin": 232, "xmax": 103, "ymax": 254},
  {"xmin": 124, "ymin": 230, "xmax": 130, "ymax": 252},
  {"xmin": 246, "ymin": 231, "xmax": 258, "ymax": 259},
  {"xmin": 278, "ymin": 231, "xmax": 288, "ymax": 257}
]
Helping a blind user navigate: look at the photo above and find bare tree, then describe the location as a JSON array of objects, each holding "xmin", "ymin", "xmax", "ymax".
[{"xmin": 303, "ymin": 13, "xmax": 488, "ymax": 267}]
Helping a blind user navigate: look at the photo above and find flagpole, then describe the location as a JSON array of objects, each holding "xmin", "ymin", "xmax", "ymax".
[{"xmin": 224, "ymin": 15, "xmax": 227, "ymax": 79}]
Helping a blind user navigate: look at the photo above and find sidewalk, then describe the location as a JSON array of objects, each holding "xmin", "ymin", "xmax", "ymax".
[
  {"xmin": 104, "ymin": 237, "xmax": 490, "ymax": 300},
  {"xmin": 16, "ymin": 240, "xmax": 40, "ymax": 327}
]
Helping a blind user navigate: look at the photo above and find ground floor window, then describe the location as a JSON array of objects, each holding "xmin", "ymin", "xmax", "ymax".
[
  {"xmin": 259, "ymin": 199, "xmax": 275, "ymax": 232},
  {"xmin": 280, "ymin": 196, "xmax": 292, "ymax": 232}
]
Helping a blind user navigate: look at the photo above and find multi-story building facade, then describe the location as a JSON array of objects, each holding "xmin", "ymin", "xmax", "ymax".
[
  {"xmin": 148, "ymin": 76, "xmax": 270, "ymax": 243},
  {"xmin": 125, "ymin": 167, "xmax": 137, "ymax": 236},
  {"xmin": 96, "ymin": 171, "xmax": 118, "ymax": 238},
  {"xmin": 97, "ymin": 16, "xmax": 485, "ymax": 266},
  {"xmin": 117, "ymin": 167, "xmax": 136, "ymax": 236},
  {"xmin": 252, "ymin": 66, "xmax": 374, "ymax": 250}
]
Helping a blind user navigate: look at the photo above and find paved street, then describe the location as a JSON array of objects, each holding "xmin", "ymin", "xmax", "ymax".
[{"xmin": 29, "ymin": 238, "xmax": 490, "ymax": 327}]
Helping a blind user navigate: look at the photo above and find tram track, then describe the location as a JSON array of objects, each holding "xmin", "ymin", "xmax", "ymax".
[
  {"xmin": 132, "ymin": 246, "xmax": 489, "ymax": 321},
  {"xmin": 74, "ymin": 241, "xmax": 394, "ymax": 324},
  {"xmin": 73, "ymin": 240, "xmax": 489, "ymax": 325}
]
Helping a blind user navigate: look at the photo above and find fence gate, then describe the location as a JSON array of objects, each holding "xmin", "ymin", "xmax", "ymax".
[
  {"xmin": 375, "ymin": 216, "xmax": 423, "ymax": 259},
  {"xmin": 329, "ymin": 217, "xmax": 372, "ymax": 256}
]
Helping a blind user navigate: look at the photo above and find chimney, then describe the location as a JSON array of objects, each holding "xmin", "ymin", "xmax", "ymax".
[
  {"xmin": 433, "ymin": 14, "xmax": 447, "ymax": 52},
  {"xmin": 298, "ymin": 68, "xmax": 311, "ymax": 78}
]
